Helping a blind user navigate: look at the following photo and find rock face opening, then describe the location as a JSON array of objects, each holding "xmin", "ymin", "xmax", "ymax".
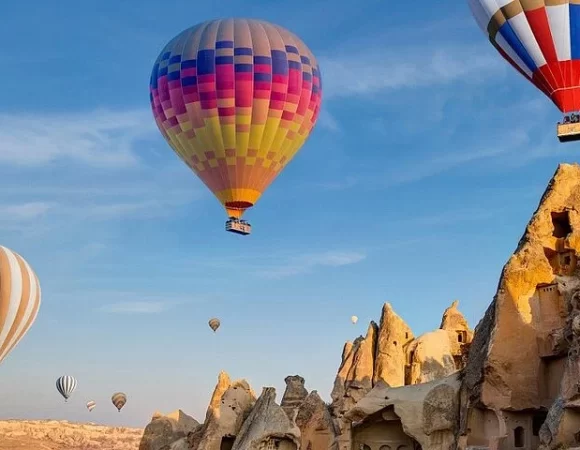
[
  {"xmin": 543, "ymin": 246, "xmax": 578, "ymax": 275},
  {"xmin": 514, "ymin": 426, "xmax": 525, "ymax": 448},
  {"xmin": 262, "ymin": 437, "xmax": 297, "ymax": 449},
  {"xmin": 351, "ymin": 411, "xmax": 416, "ymax": 450},
  {"xmin": 220, "ymin": 436, "xmax": 235, "ymax": 450},
  {"xmin": 532, "ymin": 411, "xmax": 547, "ymax": 436},
  {"xmin": 551, "ymin": 210, "xmax": 572, "ymax": 238}
]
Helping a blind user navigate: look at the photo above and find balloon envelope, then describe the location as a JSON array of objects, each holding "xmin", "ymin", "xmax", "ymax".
[
  {"xmin": 149, "ymin": 18, "xmax": 322, "ymax": 218},
  {"xmin": 0, "ymin": 246, "xmax": 41, "ymax": 366},
  {"xmin": 209, "ymin": 318, "xmax": 221, "ymax": 332},
  {"xmin": 86, "ymin": 401, "xmax": 96, "ymax": 412},
  {"xmin": 56, "ymin": 376, "xmax": 77, "ymax": 401},
  {"xmin": 111, "ymin": 392, "xmax": 127, "ymax": 412},
  {"xmin": 467, "ymin": 0, "xmax": 580, "ymax": 113},
  {"xmin": 351, "ymin": 315, "xmax": 358, "ymax": 324}
]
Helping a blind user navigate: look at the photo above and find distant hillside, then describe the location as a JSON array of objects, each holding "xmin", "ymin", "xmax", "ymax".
[{"xmin": 0, "ymin": 419, "xmax": 142, "ymax": 450}]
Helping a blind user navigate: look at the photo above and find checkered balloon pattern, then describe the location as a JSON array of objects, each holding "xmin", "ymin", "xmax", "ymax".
[
  {"xmin": 150, "ymin": 19, "xmax": 322, "ymax": 218},
  {"xmin": 468, "ymin": 0, "xmax": 580, "ymax": 113}
]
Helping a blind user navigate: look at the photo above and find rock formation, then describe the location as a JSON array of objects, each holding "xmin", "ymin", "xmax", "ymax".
[
  {"xmin": 136, "ymin": 164, "xmax": 580, "ymax": 450},
  {"xmin": 139, "ymin": 410, "xmax": 199, "ymax": 450},
  {"xmin": 328, "ymin": 297, "xmax": 472, "ymax": 449},
  {"xmin": 281, "ymin": 375, "xmax": 309, "ymax": 420},
  {"xmin": 295, "ymin": 391, "xmax": 337, "ymax": 450},
  {"xmin": 331, "ymin": 322, "xmax": 379, "ymax": 418},
  {"xmin": 345, "ymin": 374, "xmax": 460, "ymax": 450},
  {"xmin": 459, "ymin": 163, "xmax": 580, "ymax": 450},
  {"xmin": 188, "ymin": 371, "xmax": 256, "ymax": 450},
  {"xmin": 404, "ymin": 329, "xmax": 459, "ymax": 385},
  {"xmin": 231, "ymin": 387, "xmax": 300, "ymax": 450},
  {"xmin": 374, "ymin": 303, "xmax": 415, "ymax": 387}
]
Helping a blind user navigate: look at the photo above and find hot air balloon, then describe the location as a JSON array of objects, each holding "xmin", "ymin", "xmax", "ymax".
[
  {"xmin": 111, "ymin": 392, "xmax": 127, "ymax": 412},
  {"xmin": 56, "ymin": 376, "xmax": 77, "ymax": 402},
  {"xmin": 149, "ymin": 19, "xmax": 323, "ymax": 235},
  {"xmin": 208, "ymin": 318, "xmax": 221, "ymax": 332},
  {"xmin": 86, "ymin": 400, "xmax": 96, "ymax": 412},
  {"xmin": 351, "ymin": 315, "xmax": 358, "ymax": 325},
  {"xmin": 0, "ymin": 246, "xmax": 41, "ymax": 366},
  {"xmin": 467, "ymin": 0, "xmax": 580, "ymax": 142}
]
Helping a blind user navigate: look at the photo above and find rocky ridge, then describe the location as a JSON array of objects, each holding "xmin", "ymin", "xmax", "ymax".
[{"xmin": 0, "ymin": 419, "xmax": 143, "ymax": 450}]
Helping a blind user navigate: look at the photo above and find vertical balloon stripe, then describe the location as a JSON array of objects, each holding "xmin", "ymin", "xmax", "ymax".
[
  {"xmin": 56, "ymin": 375, "xmax": 77, "ymax": 399},
  {"xmin": 0, "ymin": 246, "xmax": 41, "ymax": 365},
  {"xmin": 546, "ymin": 4, "xmax": 571, "ymax": 60},
  {"xmin": 469, "ymin": 0, "xmax": 580, "ymax": 112},
  {"xmin": 149, "ymin": 19, "xmax": 322, "ymax": 217},
  {"xmin": 571, "ymin": 4, "xmax": 580, "ymax": 59}
]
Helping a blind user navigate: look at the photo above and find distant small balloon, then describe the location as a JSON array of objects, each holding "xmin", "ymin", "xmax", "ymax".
[
  {"xmin": 351, "ymin": 315, "xmax": 358, "ymax": 324},
  {"xmin": 56, "ymin": 376, "xmax": 77, "ymax": 402},
  {"xmin": 111, "ymin": 392, "xmax": 127, "ymax": 412},
  {"xmin": 209, "ymin": 318, "xmax": 221, "ymax": 333},
  {"xmin": 86, "ymin": 400, "xmax": 96, "ymax": 412}
]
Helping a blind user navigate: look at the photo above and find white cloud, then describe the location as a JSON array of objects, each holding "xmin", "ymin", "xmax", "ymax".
[
  {"xmin": 99, "ymin": 301, "xmax": 172, "ymax": 314},
  {"xmin": 0, "ymin": 108, "xmax": 155, "ymax": 167},
  {"xmin": 256, "ymin": 250, "xmax": 366, "ymax": 279},
  {"xmin": 320, "ymin": 45, "xmax": 503, "ymax": 99},
  {"xmin": 0, "ymin": 192, "xmax": 194, "ymax": 235},
  {"xmin": 94, "ymin": 291, "xmax": 193, "ymax": 314},
  {"xmin": 0, "ymin": 202, "xmax": 53, "ymax": 221}
]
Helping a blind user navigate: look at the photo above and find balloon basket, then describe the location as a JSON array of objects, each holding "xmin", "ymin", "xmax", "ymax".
[
  {"xmin": 557, "ymin": 120, "xmax": 580, "ymax": 143},
  {"xmin": 225, "ymin": 218, "xmax": 251, "ymax": 235}
]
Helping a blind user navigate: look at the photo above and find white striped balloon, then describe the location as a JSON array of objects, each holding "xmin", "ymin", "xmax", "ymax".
[
  {"xmin": 56, "ymin": 375, "xmax": 77, "ymax": 402},
  {"xmin": 86, "ymin": 400, "xmax": 96, "ymax": 412},
  {"xmin": 0, "ymin": 245, "xmax": 41, "ymax": 366}
]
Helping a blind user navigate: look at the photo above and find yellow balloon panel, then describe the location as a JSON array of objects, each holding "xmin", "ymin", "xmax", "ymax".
[{"xmin": 150, "ymin": 19, "xmax": 322, "ymax": 216}]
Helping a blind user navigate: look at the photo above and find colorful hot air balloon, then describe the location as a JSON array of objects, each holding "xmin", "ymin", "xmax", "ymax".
[
  {"xmin": 467, "ymin": 0, "xmax": 580, "ymax": 142},
  {"xmin": 149, "ymin": 19, "xmax": 323, "ymax": 234},
  {"xmin": 209, "ymin": 318, "xmax": 221, "ymax": 332},
  {"xmin": 0, "ymin": 246, "xmax": 41, "ymax": 366},
  {"xmin": 56, "ymin": 376, "xmax": 77, "ymax": 402},
  {"xmin": 351, "ymin": 315, "xmax": 358, "ymax": 325},
  {"xmin": 86, "ymin": 400, "xmax": 96, "ymax": 412},
  {"xmin": 111, "ymin": 392, "xmax": 127, "ymax": 412}
]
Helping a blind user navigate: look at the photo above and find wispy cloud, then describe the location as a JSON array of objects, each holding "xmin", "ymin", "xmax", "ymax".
[
  {"xmin": 94, "ymin": 291, "xmax": 194, "ymax": 314},
  {"xmin": 178, "ymin": 249, "xmax": 367, "ymax": 279},
  {"xmin": 0, "ymin": 202, "xmax": 53, "ymax": 221},
  {"xmin": 0, "ymin": 107, "xmax": 202, "ymax": 237},
  {"xmin": 0, "ymin": 191, "xmax": 195, "ymax": 235},
  {"xmin": 317, "ymin": 108, "xmax": 341, "ymax": 132},
  {"xmin": 255, "ymin": 250, "xmax": 367, "ymax": 279},
  {"xmin": 0, "ymin": 108, "xmax": 155, "ymax": 167},
  {"xmin": 404, "ymin": 208, "xmax": 499, "ymax": 227},
  {"xmin": 320, "ymin": 44, "xmax": 503, "ymax": 99},
  {"xmin": 99, "ymin": 301, "xmax": 173, "ymax": 314}
]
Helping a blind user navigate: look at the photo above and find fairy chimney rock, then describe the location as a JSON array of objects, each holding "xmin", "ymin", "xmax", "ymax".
[
  {"xmin": 373, "ymin": 302, "xmax": 414, "ymax": 387},
  {"xmin": 280, "ymin": 375, "xmax": 309, "ymax": 419}
]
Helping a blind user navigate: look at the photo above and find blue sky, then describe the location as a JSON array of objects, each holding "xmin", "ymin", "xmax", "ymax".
[{"xmin": 0, "ymin": 0, "xmax": 576, "ymax": 428}]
